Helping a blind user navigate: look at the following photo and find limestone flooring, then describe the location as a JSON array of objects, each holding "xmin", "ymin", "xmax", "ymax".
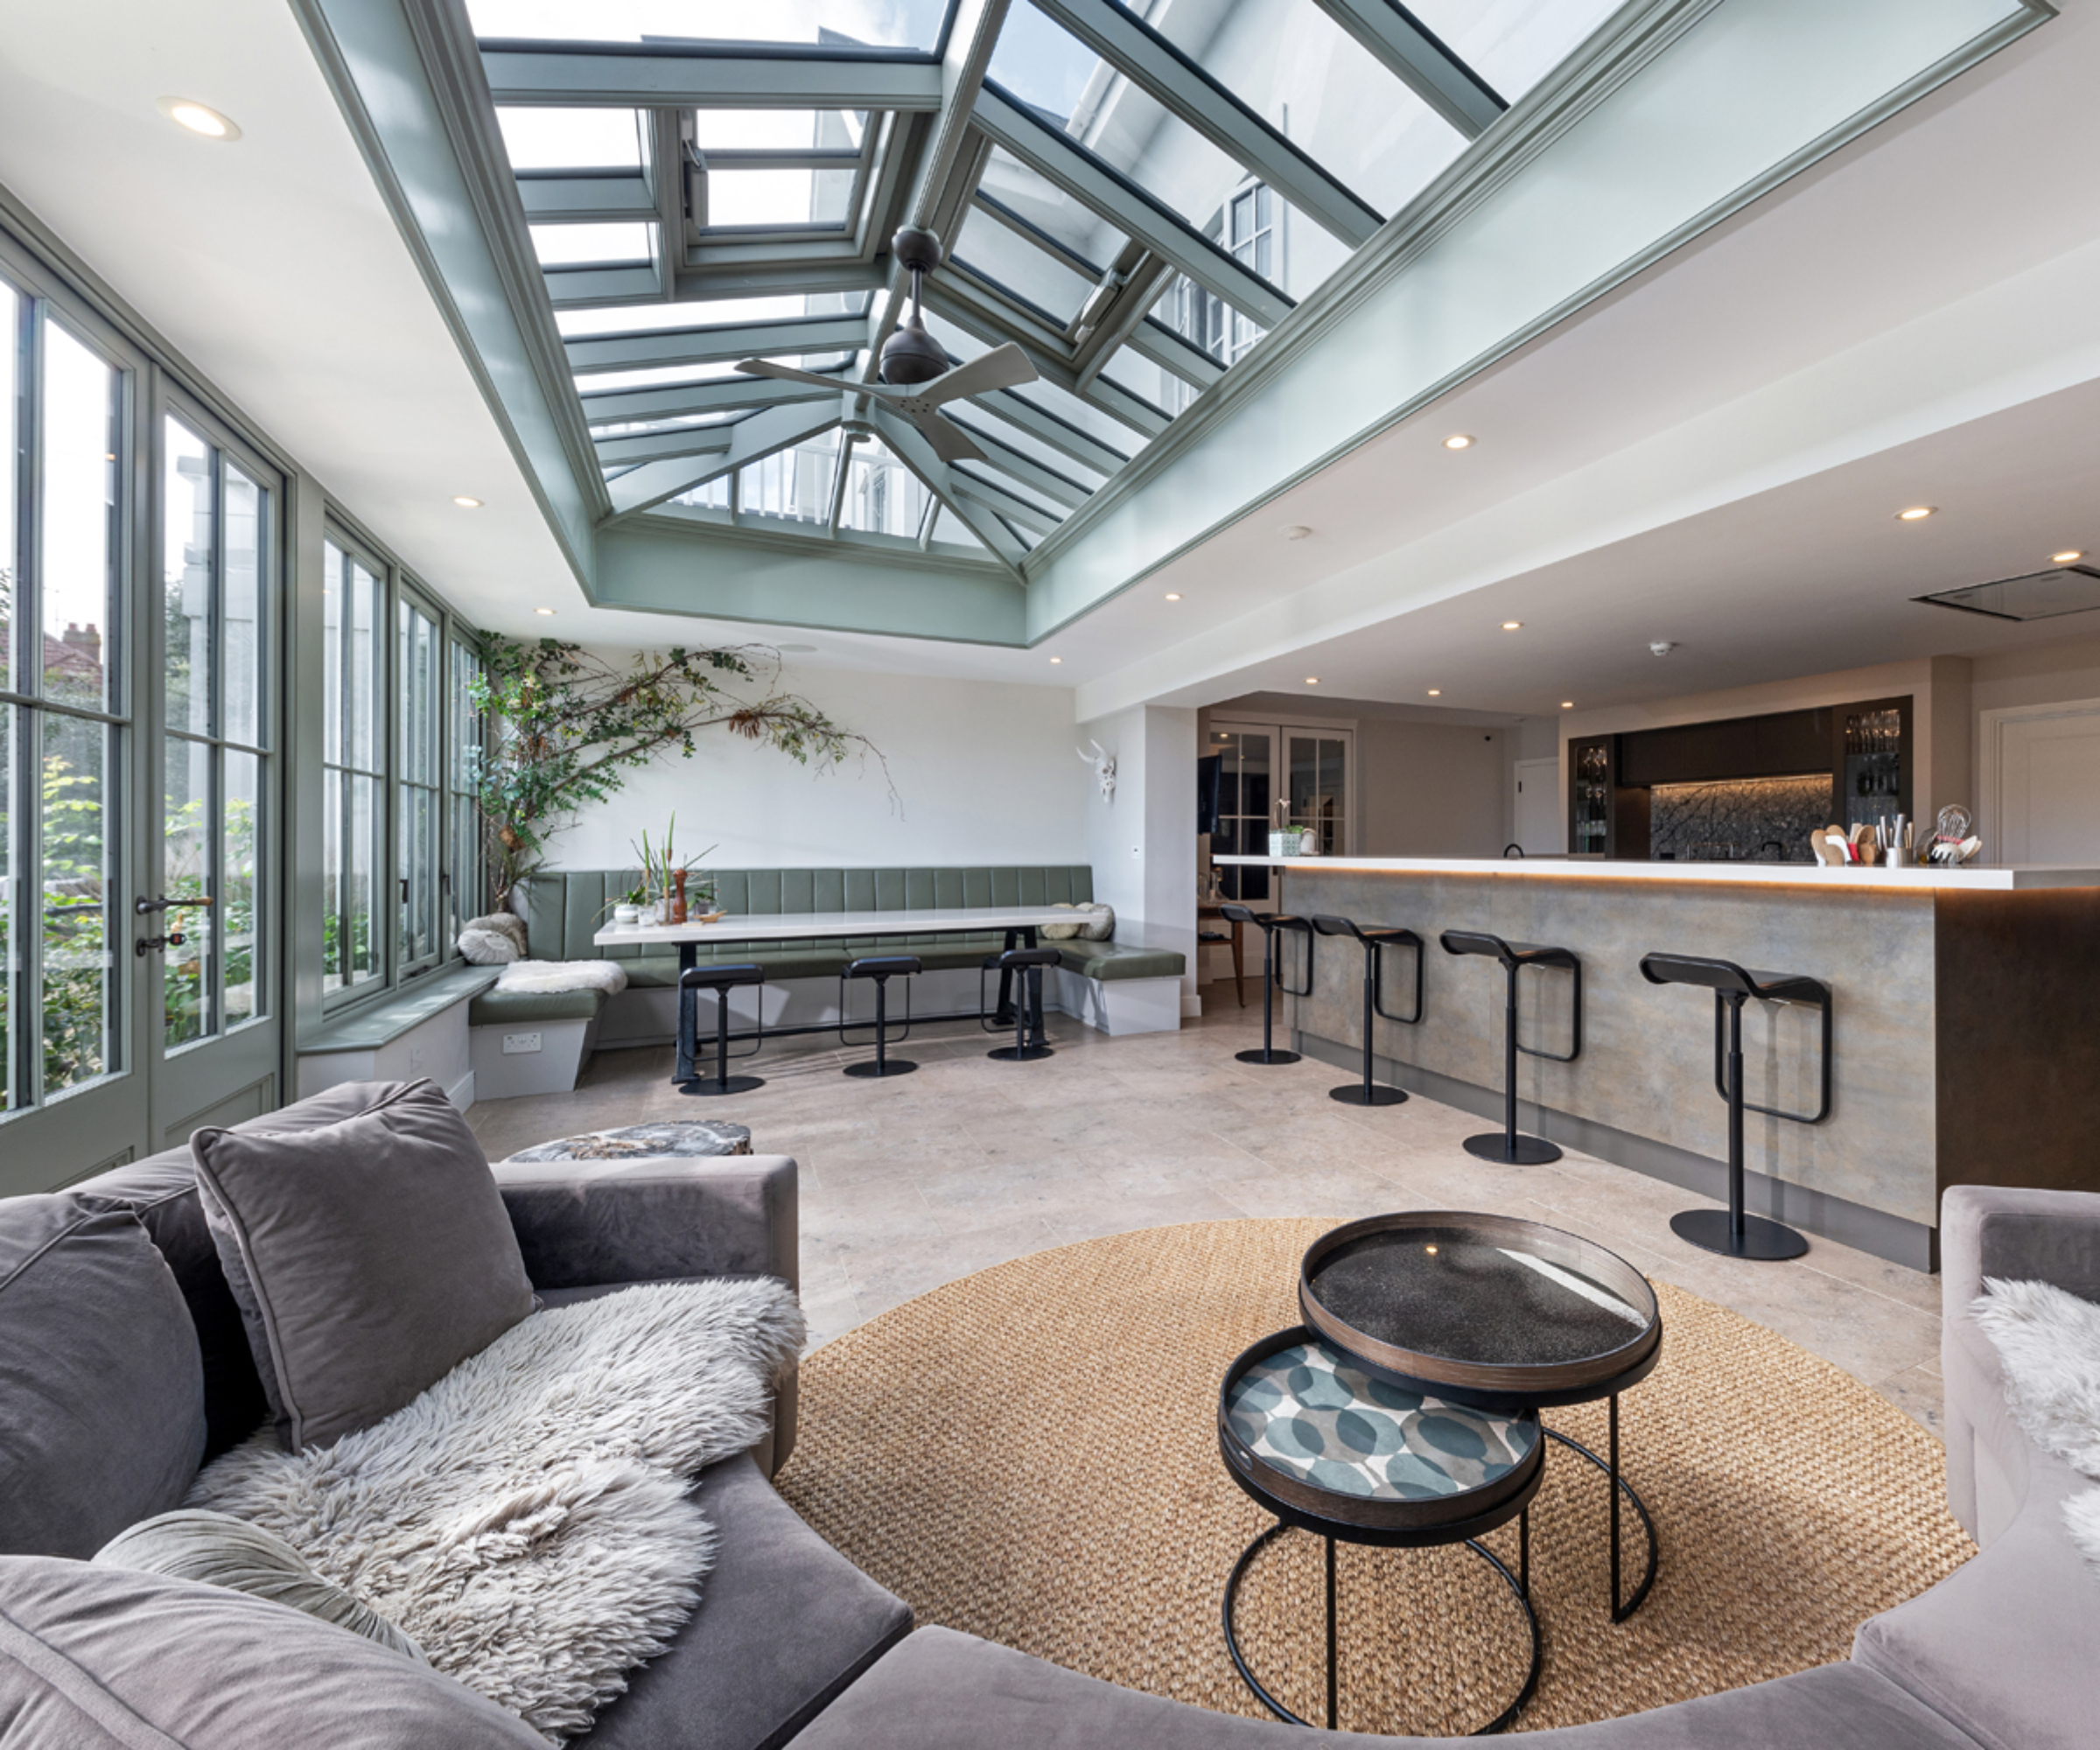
[{"xmin": 466, "ymin": 987, "xmax": 1946, "ymax": 1434}]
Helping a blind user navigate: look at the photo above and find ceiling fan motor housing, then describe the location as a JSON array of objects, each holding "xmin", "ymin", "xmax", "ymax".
[{"xmin": 881, "ymin": 225, "xmax": 950, "ymax": 385}]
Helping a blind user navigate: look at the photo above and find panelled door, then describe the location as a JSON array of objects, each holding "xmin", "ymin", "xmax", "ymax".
[
  {"xmin": 1208, "ymin": 718, "xmax": 1354, "ymax": 909},
  {"xmin": 148, "ymin": 394, "xmax": 283, "ymax": 1148}
]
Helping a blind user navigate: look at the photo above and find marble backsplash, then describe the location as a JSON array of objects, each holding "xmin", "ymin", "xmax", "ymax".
[{"xmin": 1649, "ymin": 774, "xmax": 1834, "ymax": 863}]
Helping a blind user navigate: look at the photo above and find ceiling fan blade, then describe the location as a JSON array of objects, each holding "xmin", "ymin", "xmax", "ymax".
[
  {"xmin": 911, "ymin": 407, "xmax": 988, "ymax": 466},
  {"xmin": 732, "ymin": 359, "xmax": 884, "ymax": 393},
  {"xmin": 915, "ymin": 342, "xmax": 1039, "ymax": 408}
]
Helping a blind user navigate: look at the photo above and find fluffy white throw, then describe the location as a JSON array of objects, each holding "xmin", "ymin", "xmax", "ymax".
[
  {"xmin": 1971, "ymin": 1277, "xmax": 2100, "ymax": 1577},
  {"xmin": 187, "ymin": 1280, "xmax": 805, "ymax": 1741},
  {"xmin": 496, "ymin": 958, "xmax": 629, "ymax": 996}
]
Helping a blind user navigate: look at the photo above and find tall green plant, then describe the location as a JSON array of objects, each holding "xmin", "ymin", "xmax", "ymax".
[{"xmin": 468, "ymin": 636, "xmax": 891, "ymax": 906}]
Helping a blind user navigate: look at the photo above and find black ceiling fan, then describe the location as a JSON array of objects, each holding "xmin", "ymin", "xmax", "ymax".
[{"xmin": 733, "ymin": 226, "xmax": 1038, "ymax": 466}]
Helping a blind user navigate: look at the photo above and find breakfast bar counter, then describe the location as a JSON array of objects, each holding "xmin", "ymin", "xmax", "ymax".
[{"xmin": 1215, "ymin": 856, "xmax": 2100, "ymax": 1269}]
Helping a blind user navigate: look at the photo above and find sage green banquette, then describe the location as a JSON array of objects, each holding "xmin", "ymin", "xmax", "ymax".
[{"xmin": 467, "ymin": 866, "xmax": 1185, "ymax": 1030}]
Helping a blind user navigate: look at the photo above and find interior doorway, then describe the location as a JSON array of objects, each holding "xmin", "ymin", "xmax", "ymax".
[
  {"xmin": 1983, "ymin": 698, "xmax": 2100, "ymax": 863},
  {"xmin": 1514, "ymin": 757, "xmax": 1563, "ymax": 855}
]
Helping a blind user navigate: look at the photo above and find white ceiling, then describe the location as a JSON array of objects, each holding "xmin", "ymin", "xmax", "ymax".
[{"xmin": 4, "ymin": 0, "xmax": 2099, "ymax": 718}]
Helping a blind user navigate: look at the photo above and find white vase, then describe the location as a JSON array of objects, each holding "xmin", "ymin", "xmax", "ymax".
[{"xmin": 612, "ymin": 905, "xmax": 640, "ymax": 927}]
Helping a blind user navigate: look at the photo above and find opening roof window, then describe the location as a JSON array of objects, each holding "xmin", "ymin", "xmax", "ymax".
[{"xmin": 473, "ymin": 0, "xmax": 1625, "ymax": 569}]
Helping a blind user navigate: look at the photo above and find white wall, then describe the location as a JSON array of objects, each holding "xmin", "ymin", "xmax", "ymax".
[
  {"xmin": 544, "ymin": 657, "xmax": 1088, "ymax": 872},
  {"xmin": 1354, "ymin": 718, "xmax": 1511, "ymax": 858},
  {"xmin": 1081, "ymin": 703, "xmax": 1200, "ymax": 1012}
]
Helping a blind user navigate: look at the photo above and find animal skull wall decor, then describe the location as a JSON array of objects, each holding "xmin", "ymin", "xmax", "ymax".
[{"xmin": 1078, "ymin": 738, "xmax": 1116, "ymax": 802}]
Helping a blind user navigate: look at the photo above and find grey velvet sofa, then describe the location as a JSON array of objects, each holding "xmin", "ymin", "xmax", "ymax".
[
  {"xmin": 5, "ymin": 1097, "xmax": 2092, "ymax": 1750},
  {"xmin": 0, "ymin": 1082, "xmax": 910, "ymax": 1750}
]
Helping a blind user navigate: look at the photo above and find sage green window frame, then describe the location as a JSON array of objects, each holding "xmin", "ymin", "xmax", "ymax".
[
  {"xmin": 447, "ymin": 630, "xmax": 485, "ymax": 934},
  {"xmin": 318, "ymin": 526, "xmax": 483, "ymax": 1017},
  {"xmin": 0, "ymin": 258, "xmax": 136, "ymax": 1116}
]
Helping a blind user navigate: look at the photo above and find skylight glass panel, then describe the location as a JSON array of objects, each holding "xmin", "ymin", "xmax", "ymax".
[
  {"xmin": 1095, "ymin": 347, "xmax": 1173, "ymax": 417},
  {"xmin": 704, "ymin": 170, "xmax": 854, "ymax": 229},
  {"xmin": 986, "ymin": 3, "xmax": 1280, "ymax": 276},
  {"xmin": 673, "ymin": 475, "xmax": 730, "ymax": 510},
  {"xmin": 975, "ymin": 149, "xmax": 1130, "ymax": 267},
  {"xmin": 574, "ymin": 360, "xmax": 749, "ymax": 393},
  {"xmin": 738, "ymin": 430, "xmax": 839, "ymax": 525},
  {"xmin": 496, "ymin": 107, "xmax": 641, "ymax": 169},
  {"xmin": 469, "ymin": 0, "xmax": 950, "ymax": 48},
  {"xmin": 1404, "ymin": 0, "xmax": 1625, "ymax": 106},
  {"xmin": 556, "ymin": 293, "xmax": 868, "ymax": 336},
  {"xmin": 942, "ymin": 405, "xmax": 1106, "ymax": 493},
  {"xmin": 587, "ymin": 410, "xmax": 742, "ymax": 438},
  {"xmin": 949, "ymin": 205, "xmax": 1096, "ymax": 327},
  {"xmin": 838, "ymin": 437, "xmax": 930, "ymax": 538},
  {"xmin": 690, "ymin": 110, "xmax": 867, "ymax": 152},
  {"xmin": 531, "ymin": 223, "xmax": 653, "ymax": 265},
  {"xmin": 928, "ymin": 508, "xmax": 987, "ymax": 552},
  {"xmin": 1140, "ymin": 0, "xmax": 1467, "ymax": 227}
]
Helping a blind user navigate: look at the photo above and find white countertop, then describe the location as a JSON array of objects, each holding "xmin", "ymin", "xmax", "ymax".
[
  {"xmin": 1213, "ymin": 855, "xmax": 2100, "ymax": 890},
  {"xmin": 592, "ymin": 905, "xmax": 1081, "ymax": 946}
]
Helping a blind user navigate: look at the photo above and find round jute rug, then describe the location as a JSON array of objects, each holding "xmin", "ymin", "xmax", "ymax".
[{"xmin": 776, "ymin": 1218, "xmax": 1975, "ymax": 1737}]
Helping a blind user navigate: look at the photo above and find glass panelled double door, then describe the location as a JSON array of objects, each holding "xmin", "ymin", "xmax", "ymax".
[
  {"xmin": 1207, "ymin": 719, "xmax": 1354, "ymax": 907},
  {"xmin": 2, "ymin": 251, "xmax": 282, "ymax": 1190}
]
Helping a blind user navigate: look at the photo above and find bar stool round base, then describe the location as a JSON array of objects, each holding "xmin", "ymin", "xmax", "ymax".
[
  {"xmin": 1462, "ymin": 1132, "xmax": 1562, "ymax": 1166},
  {"xmin": 844, "ymin": 1059, "xmax": 916, "ymax": 1079},
  {"xmin": 1670, "ymin": 1208, "xmax": 1808, "ymax": 1260},
  {"xmin": 1330, "ymin": 1084, "xmax": 1407, "ymax": 1106},
  {"xmin": 988, "ymin": 1044, "xmax": 1054, "ymax": 1062},
  {"xmin": 1236, "ymin": 1046, "xmax": 1301, "ymax": 1066},
  {"xmin": 681, "ymin": 1074, "xmax": 765, "ymax": 1097}
]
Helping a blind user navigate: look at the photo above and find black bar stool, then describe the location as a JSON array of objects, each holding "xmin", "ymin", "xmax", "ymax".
[
  {"xmin": 1221, "ymin": 905, "xmax": 1314, "ymax": 1066},
  {"xmin": 1439, "ymin": 932, "xmax": 1581, "ymax": 1163},
  {"xmin": 1309, "ymin": 916, "xmax": 1423, "ymax": 1107},
  {"xmin": 981, "ymin": 945, "xmax": 1058, "ymax": 1061},
  {"xmin": 840, "ymin": 954, "xmax": 920, "ymax": 1079},
  {"xmin": 678, "ymin": 963, "xmax": 766, "ymax": 1096},
  {"xmin": 1639, "ymin": 954, "xmax": 1831, "ymax": 1260}
]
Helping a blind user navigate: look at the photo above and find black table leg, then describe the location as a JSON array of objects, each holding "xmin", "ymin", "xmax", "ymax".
[
  {"xmin": 675, "ymin": 942, "xmax": 697, "ymax": 1082},
  {"xmin": 1022, "ymin": 925, "xmax": 1047, "ymax": 1052},
  {"xmin": 993, "ymin": 927, "xmax": 1018, "ymax": 1026},
  {"xmin": 1542, "ymin": 1396, "xmax": 1659, "ymax": 1623}
]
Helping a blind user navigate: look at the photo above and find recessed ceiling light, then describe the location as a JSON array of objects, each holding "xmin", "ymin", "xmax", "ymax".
[
  {"xmin": 1426, "ymin": 689, "xmax": 1442, "ymax": 696},
  {"xmin": 1049, "ymin": 656, "xmax": 1062, "ymax": 664},
  {"xmin": 1164, "ymin": 592, "xmax": 1181, "ymax": 600},
  {"xmin": 1561, "ymin": 701, "xmax": 1575, "ymax": 709},
  {"xmin": 158, "ymin": 97, "xmax": 241, "ymax": 140},
  {"xmin": 452, "ymin": 495, "xmax": 482, "ymax": 508},
  {"xmin": 1502, "ymin": 620, "xmax": 1522, "ymax": 631},
  {"xmin": 1443, "ymin": 434, "xmax": 1474, "ymax": 450},
  {"xmin": 2052, "ymin": 550, "xmax": 2084, "ymax": 565},
  {"xmin": 1304, "ymin": 676, "xmax": 1320, "ymax": 686},
  {"xmin": 534, "ymin": 607, "xmax": 556, "ymax": 616},
  {"xmin": 1281, "ymin": 524, "xmax": 1312, "ymax": 541},
  {"xmin": 1896, "ymin": 506, "xmax": 1936, "ymax": 522}
]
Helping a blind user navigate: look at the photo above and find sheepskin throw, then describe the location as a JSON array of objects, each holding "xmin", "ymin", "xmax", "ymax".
[
  {"xmin": 1040, "ymin": 901, "xmax": 1114, "ymax": 942},
  {"xmin": 186, "ymin": 1279, "xmax": 805, "ymax": 1741},
  {"xmin": 460, "ymin": 914, "xmax": 529, "ymax": 965},
  {"xmin": 495, "ymin": 959, "xmax": 629, "ymax": 997},
  {"xmin": 1971, "ymin": 1278, "xmax": 2100, "ymax": 1578}
]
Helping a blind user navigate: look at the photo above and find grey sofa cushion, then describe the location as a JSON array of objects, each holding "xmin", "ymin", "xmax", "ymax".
[
  {"xmin": 76, "ymin": 1082, "xmax": 439, "ymax": 1460},
  {"xmin": 0, "ymin": 1555, "xmax": 542, "ymax": 1747},
  {"xmin": 0, "ymin": 1199, "xmax": 205, "ymax": 1559},
  {"xmin": 790, "ymin": 1627, "xmax": 1977, "ymax": 1749},
  {"xmin": 191, "ymin": 1079, "xmax": 536, "ymax": 1452},
  {"xmin": 575, "ymin": 1452, "xmax": 911, "ymax": 1750},
  {"xmin": 1854, "ymin": 1440, "xmax": 2099, "ymax": 1750}
]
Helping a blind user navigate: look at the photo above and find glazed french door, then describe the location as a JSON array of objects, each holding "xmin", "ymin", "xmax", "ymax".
[
  {"xmin": 149, "ymin": 396, "xmax": 283, "ymax": 1145},
  {"xmin": 0, "ymin": 241, "xmax": 283, "ymax": 1193}
]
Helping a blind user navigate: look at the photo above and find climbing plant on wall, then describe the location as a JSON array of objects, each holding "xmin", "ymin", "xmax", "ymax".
[{"xmin": 468, "ymin": 636, "xmax": 890, "ymax": 907}]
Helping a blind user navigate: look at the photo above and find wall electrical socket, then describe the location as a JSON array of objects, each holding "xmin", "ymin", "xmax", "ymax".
[{"xmin": 501, "ymin": 1032, "xmax": 542, "ymax": 1055}]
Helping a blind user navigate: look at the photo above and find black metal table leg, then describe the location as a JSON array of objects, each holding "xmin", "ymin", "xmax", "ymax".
[
  {"xmin": 993, "ymin": 928, "xmax": 1018, "ymax": 1026},
  {"xmin": 1542, "ymin": 1396, "xmax": 1659, "ymax": 1623},
  {"xmin": 1222, "ymin": 1522, "xmax": 1540, "ymax": 1735},
  {"xmin": 675, "ymin": 942, "xmax": 697, "ymax": 1082},
  {"xmin": 1022, "ymin": 925, "xmax": 1047, "ymax": 1052}
]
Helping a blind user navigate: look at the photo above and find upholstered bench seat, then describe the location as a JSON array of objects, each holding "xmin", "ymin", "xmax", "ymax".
[{"xmin": 467, "ymin": 987, "xmax": 610, "ymax": 1026}]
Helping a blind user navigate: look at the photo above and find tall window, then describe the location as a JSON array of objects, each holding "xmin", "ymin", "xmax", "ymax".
[
  {"xmin": 321, "ymin": 539, "xmax": 383, "ymax": 996},
  {"xmin": 447, "ymin": 635, "xmax": 484, "ymax": 934},
  {"xmin": 2, "ymin": 285, "xmax": 125, "ymax": 1111},
  {"xmin": 398, "ymin": 594, "xmax": 443, "ymax": 975},
  {"xmin": 1156, "ymin": 180, "xmax": 1279, "ymax": 413},
  {"xmin": 162, "ymin": 413, "xmax": 270, "ymax": 1046}
]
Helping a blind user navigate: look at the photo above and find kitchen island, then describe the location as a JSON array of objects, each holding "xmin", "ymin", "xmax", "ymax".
[{"xmin": 1215, "ymin": 856, "xmax": 2100, "ymax": 1270}]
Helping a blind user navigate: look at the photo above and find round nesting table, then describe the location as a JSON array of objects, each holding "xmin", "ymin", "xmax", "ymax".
[
  {"xmin": 1218, "ymin": 1328, "xmax": 1544, "ymax": 1735},
  {"xmin": 1299, "ymin": 1212, "xmax": 1662, "ymax": 1623},
  {"xmin": 503, "ymin": 1121, "xmax": 753, "ymax": 1162}
]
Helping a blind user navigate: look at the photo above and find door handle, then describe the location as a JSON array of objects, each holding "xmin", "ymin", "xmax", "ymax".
[
  {"xmin": 136, "ymin": 894, "xmax": 214, "ymax": 916},
  {"xmin": 136, "ymin": 932, "xmax": 187, "ymax": 956}
]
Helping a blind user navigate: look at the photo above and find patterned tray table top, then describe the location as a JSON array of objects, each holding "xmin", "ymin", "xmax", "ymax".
[
  {"xmin": 1226, "ymin": 1339, "xmax": 1538, "ymax": 1502},
  {"xmin": 505, "ymin": 1121, "xmax": 752, "ymax": 1163}
]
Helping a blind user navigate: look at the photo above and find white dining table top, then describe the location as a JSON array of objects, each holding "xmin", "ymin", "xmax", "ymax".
[{"xmin": 592, "ymin": 905, "xmax": 1080, "ymax": 946}]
